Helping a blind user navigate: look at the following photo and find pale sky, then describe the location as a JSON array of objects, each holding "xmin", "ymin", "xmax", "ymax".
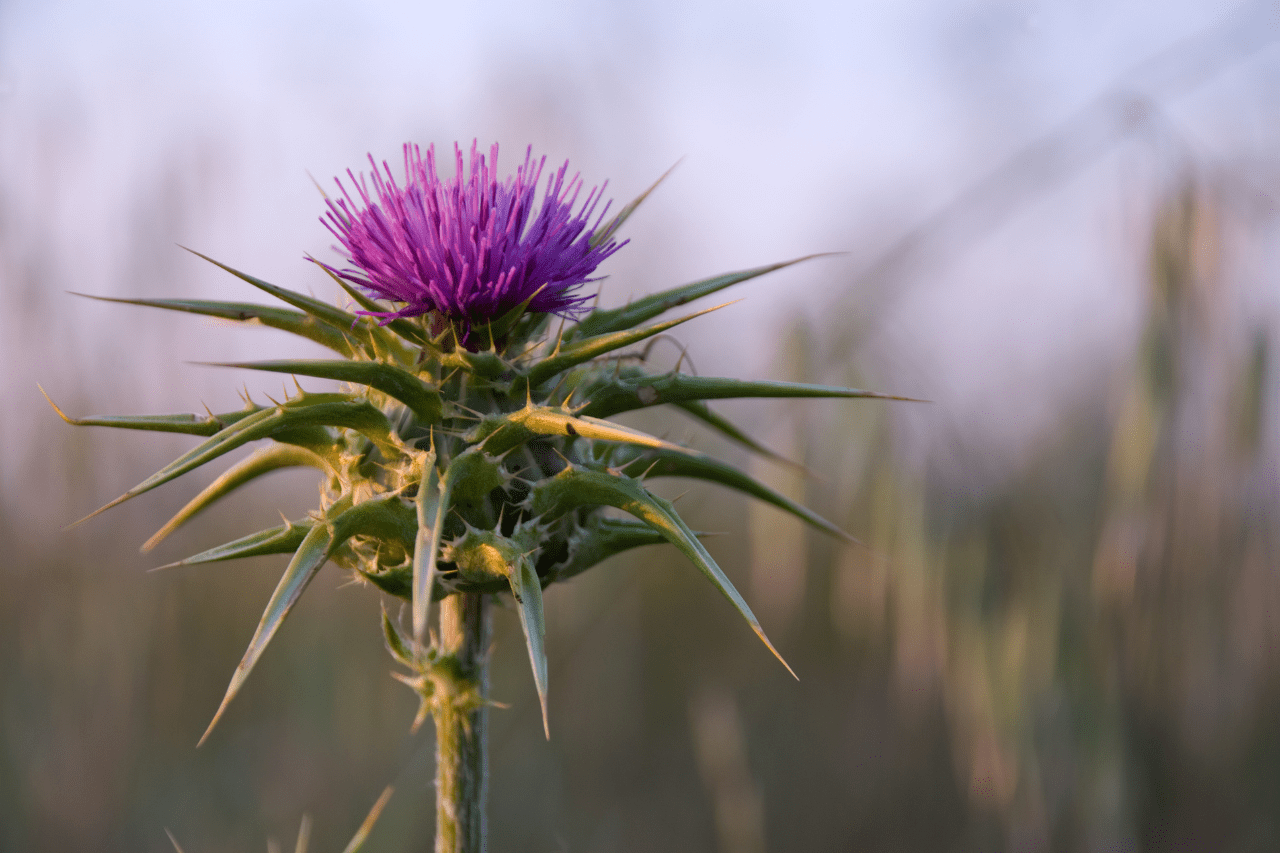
[{"xmin": 2, "ymin": 0, "xmax": 1276, "ymax": 501}]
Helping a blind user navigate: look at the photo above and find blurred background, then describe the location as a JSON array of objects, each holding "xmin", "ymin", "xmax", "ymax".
[{"xmin": 3, "ymin": 0, "xmax": 1279, "ymax": 850}]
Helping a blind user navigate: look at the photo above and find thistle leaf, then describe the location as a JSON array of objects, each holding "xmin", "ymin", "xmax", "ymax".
[
  {"xmin": 327, "ymin": 493, "xmax": 418, "ymax": 550},
  {"xmin": 200, "ymin": 493, "xmax": 411, "ymax": 745},
  {"xmin": 615, "ymin": 447, "xmax": 857, "ymax": 543},
  {"xmin": 525, "ymin": 302, "xmax": 730, "ymax": 388},
  {"xmin": 155, "ymin": 519, "xmax": 314, "ymax": 569},
  {"xmin": 552, "ymin": 516, "xmax": 671, "ymax": 582},
  {"xmin": 68, "ymin": 292, "xmax": 357, "ymax": 356},
  {"xmin": 382, "ymin": 610, "xmax": 413, "ymax": 667},
  {"xmin": 144, "ymin": 444, "xmax": 329, "ymax": 552},
  {"xmin": 671, "ymin": 400, "xmax": 802, "ymax": 468},
  {"xmin": 507, "ymin": 554, "xmax": 550, "ymax": 738},
  {"xmin": 475, "ymin": 405, "xmax": 693, "ymax": 457},
  {"xmin": 199, "ymin": 517, "xmax": 336, "ymax": 745},
  {"xmin": 73, "ymin": 396, "xmax": 397, "ymax": 526},
  {"xmin": 528, "ymin": 466, "xmax": 795, "ymax": 677},
  {"xmin": 412, "ymin": 450, "xmax": 445, "ymax": 642},
  {"xmin": 184, "ymin": 248, "xmax": 392, "ymax": 353},
  {"xmin": 576, "ymin": 372, "xmax": 914, "ymax": 420},
  {"xmin": 42, "ymin": 386, "xmax": 261, "ymax": 437},
  {"xmin": 203, "ymin": 359, "xmax": 444, "ymax": 424},
  {"xmin": 572, "ymin": 255, "xmax": 831, "ymax": 339}
]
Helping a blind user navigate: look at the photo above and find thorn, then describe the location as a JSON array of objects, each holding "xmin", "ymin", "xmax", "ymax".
[
  {"xmin": 636, "ymin": 458, "xmax": 662, "ymax": 482},
  {"xmin": 305, "ymin": 170, "xmax": 330, "ymax": 200},
  {"xmin": 37, "ymin": 385, "xmax": 76, "ymax": 424},
  {"xmin": 165, "ymin": 828, "xmax": 188, "ymax": 853},
  {"xmin": 753, "ymin": 625, "xmax": 798, "ymax": 681},
  {"xmin": 550, "ymin": 317, "xmax": 567, "ymax": 357},
  {"xmin": 670, "ymin": 490, "xmax": 690, "ymax": 504}
]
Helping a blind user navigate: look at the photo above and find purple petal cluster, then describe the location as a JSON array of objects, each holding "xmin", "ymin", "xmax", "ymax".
[{"xmin": 321, "ymin": 141, "xmax": 625, "ymax": 340}]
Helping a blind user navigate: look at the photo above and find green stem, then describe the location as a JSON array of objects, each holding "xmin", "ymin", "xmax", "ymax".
[{"xmin": 434, "ymin": 592, "xmax": 491, "ymax": 853}]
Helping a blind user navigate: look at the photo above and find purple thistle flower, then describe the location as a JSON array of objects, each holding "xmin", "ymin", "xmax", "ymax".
[{"xmin": 320, "ymin": 141, "xmax": 625, "ymax": 344}]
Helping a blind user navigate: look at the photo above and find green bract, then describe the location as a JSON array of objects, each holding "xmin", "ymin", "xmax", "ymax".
[{"xmin": 52, "ymin": 219, "xmax": 902, "ymax": 747}]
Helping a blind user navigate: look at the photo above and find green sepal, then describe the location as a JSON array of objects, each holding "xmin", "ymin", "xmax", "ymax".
[
  {"xmin": 527, "ymin": 466, "xmax": 795, "ymax": 677},
  {"xmin": 67, "ymin": 293, "xmax": 357, "ymax": 357},
  {"xmin": 473, "ymin": 403, "xmax": 691, "ymax": 457},
  {"xmin": 571, "ymin": 255, "xmax": 829, "ymax": 339},
  {"xmin": 479, "ymin": 285, "xmax": 552, "ymax": 349},
  {"xmin": 612, "ymin": 447, "xmax": 855, "ymax": 543},
  {"xmin": 42, "ymin": 387, "xmax": 262, "ymax": 437},
  {"xmin": 155, "ymin": 518, "xmax": 314, "ymax": 569},
  {"xmin": 204, "ymin": 359, "xmax": 444, "ymax": 424},
  {"xmin": 552, "ymin": 516, "xmax": 671, "ymax": 582},
  {"xmin": 524, "ymin": 302, "xmax": 728, "ymax": 388},
  {"xmin": 575, "ymin": 371, "xmax": 908, "ymax": 419},
  {"xmin": 143, "ymin": 444, "xmax": 330, "ymax": 552},
  {"xmin": 74, "ymin": 394, "xmax": 398, "ymax": 526},
  {"xmin": 438, "ymin": 348, "xmax": 510, "ymax": 380}
]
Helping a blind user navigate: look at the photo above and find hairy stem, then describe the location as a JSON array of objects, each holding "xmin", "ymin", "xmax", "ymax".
[{"xmin": 434, "ymin": 592, "xmax": 491, "ymax": 853}]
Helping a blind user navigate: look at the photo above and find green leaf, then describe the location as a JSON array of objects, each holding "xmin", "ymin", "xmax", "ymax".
[
  {"xmin": 575, "ymin": 372, "xmax": 912, "ymax": 419},
  {"xmin": 327, "ymin": 493, "xmax": 418, "ymax": 551},
  {"xmin": 68, "ymin": 293, "xmax": 357, "ymax": 356},
  {"xmin": 199, "ymin": 492, "xmax": 412, "ymax": 745},
  {"xmin": 614, "ymin": 447, "xmax": 856, "ymax": 543},
  {"xmin": 382, "ymin": 610, "xmax": 413, "ymax": 667},
  {"xmin": 199, "ymin": 515, "xmax": 337, "ymax": 745},
  {"xmin": 571, "ymin": 255, "xmax": 830, "ymax": 339},
  {"xmin": 507, "ymin": 554, "xmax": 550, "ymax": 738},
  {"xmin": 155, "ymin": 519, "xmax": 314, "ymax": 569},
  {"xmin": 524, "ymin": 302, "xmax": 729, "ymax": 388},
  {"xmin": 42, "ymin": 386, "xmax": 262, "ymax": 437},
  {"xmin": 474, "ymin": 404, "xmax": 693, "ymax": 457},
  {"xmin": 73, "ymin": 395, "xmax": 398, "ymax": 526},
  {"xmin": 184, "ymin": 248, "xmax": 392, "ymax": 354},
  {"xmin": 528, "ymin": 466, "xmax": 795, "ymax": 677},
  {"xmin": 671, "ymin": 400, "xmax": 802, "ymax": 468},
  {"xmin": 412, "ymin": 450, "xmax": 445, "ymax": 642},
  {"xmin": 143, "ymin": 444, "xmax": 329, "ymax": 552},
  {"xmin": 204, "ymin": 359, "xmax": 443, "ymax": 424},
  {"xmin": 552, "ymin": 516, "xmax": 671, "ymax": 582}
]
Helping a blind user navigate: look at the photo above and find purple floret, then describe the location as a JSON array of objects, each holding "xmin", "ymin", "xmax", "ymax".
[{"xmin": 319, "ymin": 141, "xmax": 625, "ymax": 343}]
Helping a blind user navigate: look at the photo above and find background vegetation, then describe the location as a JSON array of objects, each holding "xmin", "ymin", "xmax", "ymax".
[{"xmin": 3, "ymin": 1, "xmax": 1278, "ymax": 850}]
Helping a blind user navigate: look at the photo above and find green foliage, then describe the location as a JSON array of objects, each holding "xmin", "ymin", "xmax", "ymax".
[{"xmin": 54, "ymin": 250, "xmax": 885, "ymax": 748}]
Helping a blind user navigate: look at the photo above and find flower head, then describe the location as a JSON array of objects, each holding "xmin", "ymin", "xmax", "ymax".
[{"xmin": 321, "ymin": 141, "xmax": 625, "ymax": 343}]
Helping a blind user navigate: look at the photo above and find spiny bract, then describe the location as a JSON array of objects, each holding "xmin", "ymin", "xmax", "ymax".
[{"xmin": 51, "ymin": 146, "xmax": 896, "ymax": 744}]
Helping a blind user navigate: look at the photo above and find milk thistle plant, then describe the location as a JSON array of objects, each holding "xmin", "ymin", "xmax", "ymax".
[{"xmin": 52, "ymin": 141, "xmax": 897, "ymax": 852}]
